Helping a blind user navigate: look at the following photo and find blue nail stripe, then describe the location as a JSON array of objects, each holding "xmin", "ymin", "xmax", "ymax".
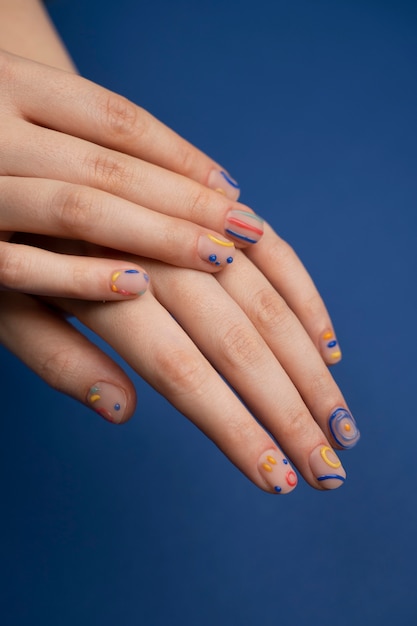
[
  {"xmin": 220, "ymin": 170, "xmax": 240, "ymax": 189},
  {"xmin": 317, "ymin": 474, "xmax": 346, "ymax": 482},
  {"xmin": 225, "ymin": 228, "xmax": 257, "ymax": 244},
  {"xmin": 329, "ymin": 407, "xmax": 360, "ymax": 449},
  {"xmin": 327, "ymin": 340, "xmax": 337, "ymax": 348},
  {"xmin": 124, "ymin": 269, "xmax": 139, "ymax": 274}
]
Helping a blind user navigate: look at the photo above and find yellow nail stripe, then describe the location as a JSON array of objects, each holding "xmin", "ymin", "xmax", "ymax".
[
  {"xmin": 111, "ymin": 271, "xmax": 121, "ymax": 283},
  {"xmin": 320, "ymin": 445, "xmax": 341, "ymax": 469},
  {"xmin": 89, "ymin": 394, "xmax": 101, "ymax": 403},
  {"xmin": 266, "ymin": 455, "xmax": 277, "ymax": 465},
  {"xmin": 331, "ymin": 351, "xmax": 342, "ymax": 359},
  {"xmin": 207, "ymin": 234, "xmax": 234, "ymax": 247},
  {"xmin": 323, "ymin": 331, "xmax": 333, "ymax": 340},
  {"xmin": 262, "ymin": 463, "xmax": 273, "ymax": 472}
]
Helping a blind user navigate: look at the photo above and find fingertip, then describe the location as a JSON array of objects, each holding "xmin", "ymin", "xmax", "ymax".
[
  {"xmin": 197, "ymin": 233, "xmax": 235, "ymax": 268},
  {"xmin": 257, "ymin": 448, "xmax": 298, "ymax": 495},
  {"xmin": 110, "ymin": 268, "xmax": 150, "ymax": 298},
  {"xmin": 207, "ymin": 168, "xmax": 241, "ymax": 201},
  {"xmin": 86, "ymin": 380, "xmax": 135, "ymax": 424}
]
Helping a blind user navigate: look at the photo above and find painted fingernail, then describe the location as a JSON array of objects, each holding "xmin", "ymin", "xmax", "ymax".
[
  {"xmin": 309, "ymin": 444, "xmax": 346, "ymax": 489},
  {"xmin": 198, "ymin": 234, "xmax": 235, "ymax": 267},
  {"xmin": 258, "ymin": 449, "xmax": 298, "ymax": 494},
  {"xmin": 87, "ymin": 382, "xmax": 127, "ymax": 423},
  {"xmin": 225, "ymin": 209, "xmax": 264, "ymax": 244},
  {"xmin": 329, "ymin": 407, "xmax": 360, "ymax": 449},
  {"xmin": 110, "ymin": 269, "xmax": 149, "ymax": 296},
  {"xmin": 320, "ymin": 329, "xmax": 342, "ymax": 363},
  {"xmin": 208, "ymin": 169, "xmax": 240, "ymax": 200}
]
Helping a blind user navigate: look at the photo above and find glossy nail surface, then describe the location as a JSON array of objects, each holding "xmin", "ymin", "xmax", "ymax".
[
  {"xmin": 225, "ymin": 209, "xmax": 264, "ymax": 244},
  {"xmin": 309, "ymin": 444, "xmax": 346, "ymax": 489},
  {"xmin": 329, "ymin": 407, "xmax": 360, "ymax": 449},
  {"xmin": 87, "ymin": 382, "xmax": 127, "ymax": 422},
  {"xmin": 208, "ymin": 169, "xmax": 240, "ymax": 201},
  {"xmin": 258, "ymin": 449, "xmax": 298, "ymax": 494},
  {"xmin": 320, "ymin": 330, "xmax": 342, "ymax": 363},
  {"xmin": 110, "ymin": 269, "xmax": 149, "ymax": 296},
  {"xmin": 198, "ymin": 234, "xmax": 235, "ymax": 266}
]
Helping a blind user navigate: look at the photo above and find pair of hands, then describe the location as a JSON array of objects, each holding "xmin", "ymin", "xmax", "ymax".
[{"xmin": 0, "ymin": 50, "xmax": 360, "ymax": 494}]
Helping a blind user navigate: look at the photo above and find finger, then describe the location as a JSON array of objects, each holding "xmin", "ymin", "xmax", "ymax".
[
  {"xmin": 140, "ymin": 260, "xmax": 353, "ymax": 490},
  {"xmin": 0, "ymin": 176, "xmax": 236, "ymax": 271},
  {"xmin": 0, "ymin": 241, "xmax": 151, "ymax": 300},
  {"xmin": 0, "ymin": 291, "xmax": 136, "ymax": 423},
  {"xmin": 3, "ymin": 50, "xmax": 241, "ymax": 200},
  {"xmin": 0, "ymin": 118, "xmax": 262, "ymax": 248},
  {"xmin": 245, "ymin": 222, "xmax": 343, "ymax": 365},
  {"xmin": 57, "ymin": 293, "xmax": 298, "ymax": 495},
  {"xmin": 215, "ymin": 251, "xmax": 360, "ymax": 450}
]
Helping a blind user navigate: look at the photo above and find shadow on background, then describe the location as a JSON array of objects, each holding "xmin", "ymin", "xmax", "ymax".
[{"xmin": 1, "ymin": 0, "xmax": 416, "ymax": 624}]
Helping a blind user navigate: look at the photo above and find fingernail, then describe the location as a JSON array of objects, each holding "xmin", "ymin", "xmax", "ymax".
[
  {"xmin": 329, "ymin": 407, "xmax": 360, "ymax": 449},
  {"xmin": 309, "ymin": 444, "xmax": 346, "ymax": 489},
  {"xmin": 110, "ymin": 269, "xmax": 149, "ymax": 296},
  {"xmin": 225, "ymin": 209, "xmax": 264, "ymax": 244},
  {"xmin": 198, "ymin": 234, "xmax": 235, "ymax": 267},
  {"xmin": 87, "ymin": 382, "xmax": 127, "ymax": 423},
  {"xmin": 258, "ymin": 449, "xmax": 298, "ymax": 494},
  {"xmin": 320, "ymin": 329, "xmax": 342, "ymax": 363},
  {"xmin": 208, "ymin": 169, "xmax": 240, "ymax": 200}
]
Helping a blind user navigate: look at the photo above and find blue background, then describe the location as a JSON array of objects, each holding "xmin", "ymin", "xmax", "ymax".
[{"xmin": 1, "ymin": 0, "xmax": 417, "ymax": 624}]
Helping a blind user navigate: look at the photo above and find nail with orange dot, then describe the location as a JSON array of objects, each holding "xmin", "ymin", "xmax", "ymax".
[
  {"xmin": 258, "ymin": 449, "xmax": 298, "ymax": 494},
  {"xmin": 319, "ymin": 329, "xmax": 342, "ymax": 365},
  {"xmin": 329, "ymin": 408, "xmax": 360, "ymax": 449}
]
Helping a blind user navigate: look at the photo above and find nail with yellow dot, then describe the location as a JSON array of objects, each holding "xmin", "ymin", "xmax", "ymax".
[
  {"xmin": 319, "ymin": 329, "xmax": 342, "ymax": 364},
  {"xmin": 329, "ymin": 407, "xmax": 360, "ymax": 449},
  {"xmin": 258, "ymin": 449, "xmax": 297, "ymax": 494}
]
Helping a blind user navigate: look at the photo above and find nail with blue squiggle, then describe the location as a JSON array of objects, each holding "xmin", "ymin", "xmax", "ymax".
[
  {"xmin": 258, "ymin": 449, "xmax": 298, "ymax": 494},
  {"xmin": 208, "ymin": 169, "xmax": 240, "ymax": 201},
  {"xmin": 329, "ymin": 407, "xmax": 360, "ymax": 449},
  {"xmin": 110, "ymin": 269, "xmax": 149, "ymax": 296},
  {"xmin": 309, "ymin": 444, "xmax": 346, "ymax": 490},
  {"xmin": 198, "ymin": 233, "xmax": 235, "ymax": 267},
  {"xmin": 320, "ymin": 329, "xmax": 342, "ymax": 364},
  {"xmin": 225, "ymin": 209, "xmax": 264, "ymax": 244}
]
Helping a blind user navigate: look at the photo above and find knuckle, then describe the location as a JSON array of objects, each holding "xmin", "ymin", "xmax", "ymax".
[
  {"xmin": 281, "ymin": 408, "xmax": 309, "ymax": 443},
  {"xmin": 186, "ymin": 185, "xmax": 213, "ymax": 221},
  {"xmin": 153, "ymin": 347, "xmax": 207, "ymax": 398},
  {"xmin": 174, "ymin": 142, "xmax": 197, "ymax": 176},
  {"xmin": 84, "ymin": 150, "xmax": 133, "ymax": 193},
  {"xmin": 39, "ymin": 346, "xmax": 79, "ymax": 392},
  {"xmin": 252, "ymin": 288, "xmax": 288, "ymax": 332},
  {"xmin": 0, "ymin": 243, "xmax": 26, "ymax": 289},
  {"xmin": 0, "ymin": 51, "xmax": 16, "ymax": 88},
  {"xmin": 54, "ymin": 184, "xmax": 97, "ymax": 236},
  {"xmin": 221, "ymin": 322, "xmax": 264, "ymax": 370},
  {"xmin": 96, "ymin": 92, "xmax": 140, "ymax": 139}
]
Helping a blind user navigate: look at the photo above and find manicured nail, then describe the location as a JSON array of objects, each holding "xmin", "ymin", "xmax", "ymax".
[
  {"xmin": 225, "ymin": 209, "xmax": 264, "ymax": 244},
  {"xmin": 110, "ymin": 269, "xmax": 149, "ymax": 296},
  {"xmin": 208, "ymin": 169, "xmax": 240, "ymax": 200},
  {"xmin": 320, "ymin": 329, "xmax": 342, "ymax": 363},
  {"xmin": 309, "ymin": 444, "xmax": 346, "ymax": 489},
  {"xmin": 329, "ymin": 407, "xmax": 360, "ymax": 449},
  {"xmin": 258, "ymin": 449, "xmax": 298, "ymax": 494},
  {"xmin": 198, "ymin": 234, "xmax": 235, "ymax": 266},
  {"xmin": 87, "ymin": 382, "xmax": 127, "ymax": 423}
]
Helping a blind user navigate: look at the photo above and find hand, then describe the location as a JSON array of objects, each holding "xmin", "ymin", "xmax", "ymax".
[
  {"xmin": 0, "ymin": 49, "xmax": 268, "ymax": 300},
  {"xmin": 0, "ymin": 238, "xmax": 359, "ymax": 495}
]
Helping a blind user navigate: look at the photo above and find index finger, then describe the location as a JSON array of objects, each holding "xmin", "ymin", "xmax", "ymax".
[{"xmin": 5, "ymin": 50, "xmax": 241, "ymax": 200}]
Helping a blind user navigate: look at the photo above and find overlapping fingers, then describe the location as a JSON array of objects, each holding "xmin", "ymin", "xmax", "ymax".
[
  {"xmin": 138, "ymin": 259, "xmax": 360, "ymax": 490},
  {"xmin": 0, "ymin": 176, "xmax": 238, "ymax": 277},
  {"xmin": 1, "ymin": 49, "xmax": 241, "ymax": 200}
]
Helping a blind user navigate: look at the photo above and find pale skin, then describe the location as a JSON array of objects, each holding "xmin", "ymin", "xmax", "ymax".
[{"xmin": 0, "ymin": 0, "xmax": 359, "ymax": 493}]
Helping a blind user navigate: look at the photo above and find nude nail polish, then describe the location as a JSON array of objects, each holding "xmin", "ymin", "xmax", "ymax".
[
  {"xmin": 198, "ymin": 234, "xmax": 235, "ymax": 266},
  {"xmin": 320, "ymin": 329, "xmax": 342, "ymax": 363},
  {"xmin": 87, "ymin": 382, "xmax": 127, "ymax": 423},
  {"xmin": 110, "ymin": 269, "xmax": 149, "ymax": 296},
  {"xmin": 225, "ymin": 209, "xmax": 264, "ymax": 244},
  {"xmin": 309, "ymin": 444, "xmax": 346, "ymax": 489},
  {"xmin": 258, "ymin": 449, "xmax": 298, "ymax": 494},
  {"xmin": 208, "ymin": 169, "xmax": 240, "ymax": 200},
  {"xmin": 329, "ymin": 407, "xmax": 360, "ymax": 449}
]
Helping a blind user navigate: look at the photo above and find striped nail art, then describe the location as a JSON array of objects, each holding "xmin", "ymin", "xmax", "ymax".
[{"xmin": 225, "ymin": 209, "xmax": 264, "ymax": 244}]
